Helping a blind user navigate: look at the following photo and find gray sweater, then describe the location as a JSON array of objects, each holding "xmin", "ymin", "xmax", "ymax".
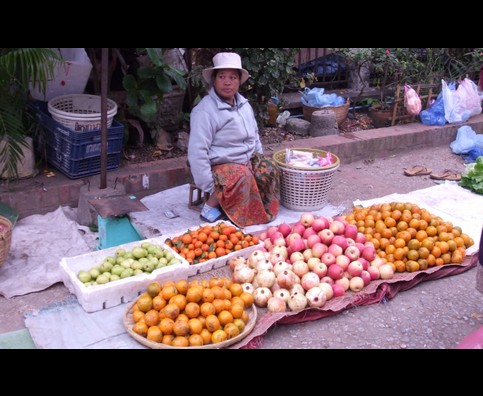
[{"xmin": 188, "ymin": 88, "xmax": 263, "ymax": 194}]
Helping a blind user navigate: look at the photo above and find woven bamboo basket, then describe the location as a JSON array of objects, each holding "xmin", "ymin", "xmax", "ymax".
[
  {"xmin": 303, "ymin": 99, "xmax": 350, "ymax": 124},
  {"xmin": 273, "ymin": 148, "xmax": 340, "ymax": 211},
  {"xmin": 124, "ymin": 300, "xmax": 257, "ymax": 349},
  {"xmin": 0, "ymin": 215, "xmax": 12, "ymax": 267}
]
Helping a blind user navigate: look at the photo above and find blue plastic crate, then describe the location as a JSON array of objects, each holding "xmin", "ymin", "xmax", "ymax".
[
  {"xmin": 45, "ymin": 145, "xmax": 121, "ymax": 179},
  {"xmin": 30, "ymin": 101, "xmax": 125, "ymax": 179}
]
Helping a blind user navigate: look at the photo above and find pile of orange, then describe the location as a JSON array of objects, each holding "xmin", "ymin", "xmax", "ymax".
[
  {"xmin": 131, "ymin": 277, "xmax": 254, "ymax": 347},
  {"xmin": 343, "ymin": 202, "xmax": 475, "ymax": 273},
  {"xmin": 164, "ymin": 222, "xmax": 259, "ymax": 265}
]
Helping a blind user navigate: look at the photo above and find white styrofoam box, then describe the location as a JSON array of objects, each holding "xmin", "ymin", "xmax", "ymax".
[
  {"xmin": 59, "ymin": 237, "xmax": 190, "ymax": 313},
  {"xmin": 183, "ymin": 242, "xmax": 263, "ymax": 277},
  {"xmin": 159, "ymin": 220, "xmax": 264, "ymax": 277},
  {"xmin": 30, "ymin": 48, "xmax": 93, "ymax": 102}
]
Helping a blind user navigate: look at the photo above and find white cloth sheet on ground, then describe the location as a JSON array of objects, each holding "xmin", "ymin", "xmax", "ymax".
[
  {"xmin": 0, "ymin": 207, "xmax": 98, "ymax": 298},
  {"xmin": 24, "ymin": 295, "xmax": 144, "ymax": 349},
  {"xmin": 130, "ymin": 183, "xmax": 345, "ymax": 237},
  {"xmin": 23, "ymin": 182, "xmax": 483, "ymax": 349}
]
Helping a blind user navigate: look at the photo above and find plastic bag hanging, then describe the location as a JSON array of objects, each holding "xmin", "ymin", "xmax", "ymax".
[{"xmin": 404, "ymin": 84, "xmax": 422, "ymax": 116}]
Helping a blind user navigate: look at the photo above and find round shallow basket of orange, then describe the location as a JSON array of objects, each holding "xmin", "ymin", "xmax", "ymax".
[
  {"xmin": 273, "ymin": 148, "xmax": 340, "ymax": 212},
  {"xmin": 123, "ymin": 296, "xmax": 257, "ymax": 349}
]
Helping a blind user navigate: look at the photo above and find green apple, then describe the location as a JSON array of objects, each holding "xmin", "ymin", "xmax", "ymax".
[
  {"xmin": 143, "ymin": 262, "xmax": 154, "ymax": 273},
  {"xmin": 89, "ymin": 268, "xmax": 100, "ymax": 280},
  {"xmin": 96, "ymin": 274, "xmax": 110, "ymax": 284},
  {"xmin": 131, "ymin": 261, "xmax": 143, "ymax": 270},
  {"xmin": 120, "ymin": 268, "xmax": 133, "ymax": 279},
  {"xmin": 111, "ymin": 265, "xmax": 124, "ymax": 276},
  {"xmin": 164, "ymin": 251, "xmax": 174, "ymax": 262},
  {"xmin": 115, "ymin": 248, "xmax": 126, "ymax": 257},
  {"xmin": 169, "ymin": 258, "xmax": 180, "ymax": 266},
  {"xmin": 105, "ymin": 256, "xmax": 116, "ymax": 264},
  {"xmin": 132, "ymin": 247, "xmax": 147, "ymax": 259},
  {"xmin": 100, "ymin": 261, "xmax": 113, "ymax": 273},
  {"xmin": 120, "ymin": 258, "xmax": 134, "ymax": 268},
  {"xmin": 77, "ymin": 270, "xmax": 91, "ymax": 283}
]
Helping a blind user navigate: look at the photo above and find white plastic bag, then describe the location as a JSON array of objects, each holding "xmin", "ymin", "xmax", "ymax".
[
  {"xmin": 404, "ymin": 84, "xmax": 422, "ymax": 116},
  {"xmin": 29, "ymin": 48, "xmax": 93, "ymax": 101},
  {"xmin": 450, "ymin": 125, "xmax": 483, "ymax": 154},
  {"xmin": 442, "ymin": 78, "xmax": 482, "ymax": 124},
  {"xmin": 459, "ymin": 78, "xmax": 482, "ymax": 118}
]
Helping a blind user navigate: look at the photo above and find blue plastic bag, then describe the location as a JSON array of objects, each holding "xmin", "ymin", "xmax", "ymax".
[
  {"xmin": 301, "ymin": 87, "xmax": 345, "ymax": 107},
  {"xmin": 463, "ymin": 147, "xmax": 483, "ymax": 163},
  {"xmin": 450, "ymin": 125, "xmax": 483, "ymax": 154},
  {"xmin": 420, "ymin": 91, "xmax": 446, "ymax": 126},
  {"xmin": 450, "ymin": 125, "xmax": 483, "ymax": 163}
]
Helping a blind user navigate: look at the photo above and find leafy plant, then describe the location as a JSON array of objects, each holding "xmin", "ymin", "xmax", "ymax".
[
  {"xmin": 123, "ymin": 48, "xmax": 187, "ymax": 127},
  {"xmin": 460, "ymin": 156, "xmax": 483, "ymax": 195},
  {"xmin": 187, "ymin": 48, "xmax": 300, "ymax": 127},
  {"xmin": 0, "ymin": 48, "xmax": 59, "ymax": 179},
  {"xmin": 230, "ymin": 48, "xmax": 300, "ymax": 126},
  {"xmin": 332, "ymin": 48, "xmax": 425, "ymax": 110}
]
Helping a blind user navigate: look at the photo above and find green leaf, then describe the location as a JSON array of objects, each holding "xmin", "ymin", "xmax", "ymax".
[
  {"xmin": 155, "ymin": 74, "xmax": 172, "ymax": 93},
  {"xmin": 122, "ymin": 74, "xmax": 138, "ymax": 91},
  {"xmin": 140, "ymin": 97, "xmax": 157, "ymax": 121},
  {"xmin": 137, "ymin": 66, "xmax": 159, "ymax": 79},
  {"xmin": 166, "ymin": 67, "xmax": 186, "ymax": 89},
  {"xmin": 146, "ymin": 48, "xmax": 164, "ymax": 68},
  {"xmin": 125, "ymin": 93, "xmax": 139, "ymax": 110}
]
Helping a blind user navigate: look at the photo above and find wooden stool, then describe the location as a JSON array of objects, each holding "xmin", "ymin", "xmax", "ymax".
[
  {"xmin": 186, "ymin": 161, "xmax": 209, "ymax": 211},
  {"xmin": 188, "ymin": 183, "xmax": 209, "ymax": 212}
]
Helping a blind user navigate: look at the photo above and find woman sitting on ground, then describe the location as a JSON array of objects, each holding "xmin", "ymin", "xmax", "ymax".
[{"xmin": 188, "ymin": 52, "xmax": 280, "ymax": 227}]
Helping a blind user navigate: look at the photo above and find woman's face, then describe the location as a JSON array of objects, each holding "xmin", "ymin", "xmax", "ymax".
[{"xmin": 214, "ymin": 69, "xmax": 240, "ymax": 104}]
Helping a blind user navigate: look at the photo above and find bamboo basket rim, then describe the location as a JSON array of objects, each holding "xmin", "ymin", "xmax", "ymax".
[
  {"xmin": 0, "ymin": 215, "xmax": 12, "ymax": 268},
  {"xmin": 124, "ymin": 300, "xmax": 258, "ymax": 349}
]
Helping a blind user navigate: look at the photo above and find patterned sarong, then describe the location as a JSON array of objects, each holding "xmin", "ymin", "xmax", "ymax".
[{"xmin": 212, "ymin": 153, "xmax": 280, "ymax": 228}]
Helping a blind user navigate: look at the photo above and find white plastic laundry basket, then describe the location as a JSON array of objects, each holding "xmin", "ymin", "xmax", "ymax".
[{"xmin": 48, "ymin": 94, "xmax": 117, "ymax": 132}]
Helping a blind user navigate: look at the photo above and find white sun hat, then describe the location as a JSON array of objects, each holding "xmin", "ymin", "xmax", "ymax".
[{"xmin": 202, "ymin": 52, "xmax": 250, "ymax": 85}]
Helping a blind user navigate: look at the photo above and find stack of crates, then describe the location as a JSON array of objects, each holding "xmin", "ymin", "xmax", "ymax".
[{"xmin": 30, "ymin": 101, "xmax": 124, "ymax": 179}]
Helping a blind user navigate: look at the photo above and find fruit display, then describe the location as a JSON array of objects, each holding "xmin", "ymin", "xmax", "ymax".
[
  {"xmin": 76, "ymin": 242, "xmax": 182, "ymax": 287},
  {"xmin": 60, "ymin": 237, "xmax": 190, "ymax": 313},
  {"xmin": 164, "ymin": 221, "xmax": 259, "ymax": 265},
  {"xmin": 125, "ymin": 277, "xmax": 256, "ymax": 348},
  {"xmin": 232, "ymin": 206, "xmax": 474, "ymax": 313},
  {"xmin": 343, "ymin": 202, "xmax": 474, "ymax": 271}
]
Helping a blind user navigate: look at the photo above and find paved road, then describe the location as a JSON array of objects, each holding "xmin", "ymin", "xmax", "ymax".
[{"xmin": 1, "ymin": 144, "xmax": 482, "ymax": 348}]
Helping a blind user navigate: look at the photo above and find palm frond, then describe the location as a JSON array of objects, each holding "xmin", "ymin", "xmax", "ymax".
[{"xmin": 0, "ymin": 48, "xmax": 59, "ymax": 93}]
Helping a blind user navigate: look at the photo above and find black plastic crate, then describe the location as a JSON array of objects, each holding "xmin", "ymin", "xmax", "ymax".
[{"xmin": 30, "ymin": 101, "xmax": 125, "ymax": 179}]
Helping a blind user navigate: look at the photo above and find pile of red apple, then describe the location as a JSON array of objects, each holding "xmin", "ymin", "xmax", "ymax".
[{"xmin": 230, "ymin": 213, "xmax": 395, "ymax": 313}]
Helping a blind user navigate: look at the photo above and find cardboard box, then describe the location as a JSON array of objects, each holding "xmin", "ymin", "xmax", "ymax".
[{"xmin": 60, "ymin": 237, "xmax": 190, "ymax": 313}]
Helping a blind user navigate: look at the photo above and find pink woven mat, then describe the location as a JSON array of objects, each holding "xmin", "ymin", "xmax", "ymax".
[{"xmin": 217, "ymin": 254, "xmax": 477, "ymax": 349}]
